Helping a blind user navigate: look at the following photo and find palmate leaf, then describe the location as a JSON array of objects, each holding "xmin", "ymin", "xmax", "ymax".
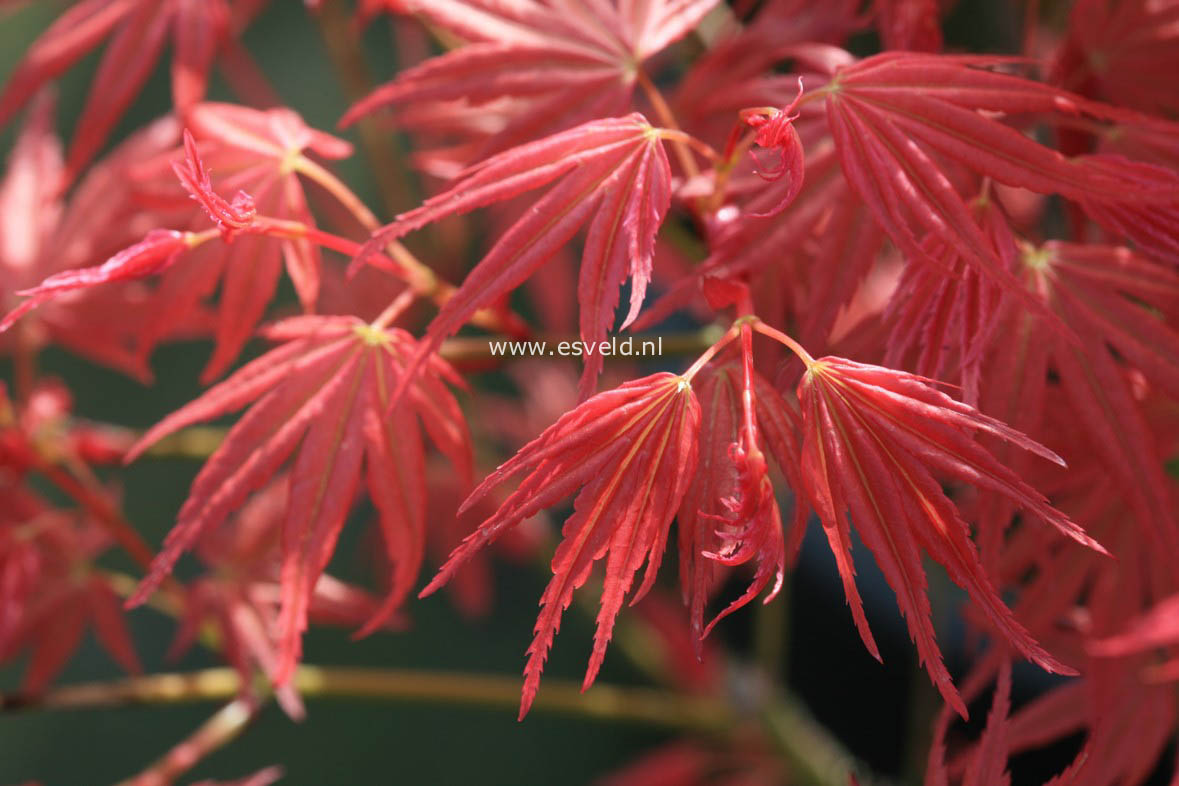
[
  {"xmin": 169, "ymin": 475, "xmax": 397, "ymax": 720},
  {"xmin": 3, "ymin": 574, "xmax": 142, "ymax": 693},
  {"xmin": 361, "ymin": 114, "xmax": 672, "ymax": 395},
  {"xmin": 421, "ymin": 372, "xmax": 700, "ymax": 718},
  {"xmin": 342, "ymin": 0, "xmax": 718, "ymax": 162},
  {"xmin": 124, "ymin": 315, "xmax": 471, "ymax": 680},
  {"xmin": 797, "ymin": 357, "xmax": 1103, "ymax": 716},
  {"xmin": 985, "ymin": 480, "xmax": 1179, "ymax": 786},
  {"xmin": 0, "ymin": 110, "xmax": 196, "ymax": 381},
  {"xmin": 1, "ymin": 104, "xmax": 359, "ymax": 381},
  {"xmin": 990, "ymin": 241, "xmax": 1179, "ymax": 560},
  {"xmin": 1072, "ymin": 153, "xmax": 1179, "ymax": 265},
  {"xmin": 821, "ymin": 52, "xmax": 1179, "ymax": 292}
]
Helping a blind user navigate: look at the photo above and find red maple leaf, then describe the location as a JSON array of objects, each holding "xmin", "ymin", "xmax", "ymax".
[
  {"xmin": 169, "ymin": 475, "xmax": 400, "ymax": 719},
  {"xmin": 927, "ymin": 660, "xmax": 1013, "ymax": 786},
  {"xmin": 796, "ymin": 355, "xmax": 1103, "ymax": 716},
  {"xmin": 979, "ymin": 240, "xmax": 1179, "ymax": 561},
  {"xmin": 883, "ymin": 194, "xmax": 1011, "ymax": 404},
  {"xmin": 1, "ymin": 104, "xmax": 370, "ymax": 381},
  {"xmin": 0, "ymin": 97, "xmax": 206, "ymax": 380},
  {"xmin": 820, "ymin": 52, "xmax": 1179, "ymax": 295},
  {"xmin": 342, "ymin": 0, "xmax": 719, "ymax": 164},
  {"xmin": 361, "ymin": 114, "xmax": 676, "ymax": 395},
  {"xmin": 1051, "ymin": 0, "xmax": 1179, "ymax": 117},
  {"xmin": 124, "ymin": 315, "xmax": 471, "ymax": 681},
  {"xmin": 949, "ymin": 467, "xmax": 1178, "ymax": 786},
  {"xmin": 422, "ymin": 371, "xmax": 700, "ymax": 718}
]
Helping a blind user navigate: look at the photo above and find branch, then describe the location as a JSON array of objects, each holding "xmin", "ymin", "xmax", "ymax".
[{"xmin": 0, "ymin": 666, "xmax": 733, "ymax": 731}]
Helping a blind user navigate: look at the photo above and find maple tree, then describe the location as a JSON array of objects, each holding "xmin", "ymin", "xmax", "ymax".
[{"xmin": 2, "ymin": 0, "xmax": 1179, "ymax": 784}]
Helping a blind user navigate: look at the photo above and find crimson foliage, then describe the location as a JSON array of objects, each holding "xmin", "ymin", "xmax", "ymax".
[{"xmin": 2, "ymin": 1, "xmax": 1179, "ymax": 784}]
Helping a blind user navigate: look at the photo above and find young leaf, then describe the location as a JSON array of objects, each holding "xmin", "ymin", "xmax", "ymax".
[
  {"xmin": 679, "ymin": 347, "xmax": 807, "ymax": 646},
  {"xmin": 171, "ymin": 129, "xmax": 256, "ymax": 237}
]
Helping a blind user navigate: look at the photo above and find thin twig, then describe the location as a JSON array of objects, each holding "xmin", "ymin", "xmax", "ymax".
[{"xmin": 0, "ymin": 667, "xmax": 733, "ymax": 732}]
